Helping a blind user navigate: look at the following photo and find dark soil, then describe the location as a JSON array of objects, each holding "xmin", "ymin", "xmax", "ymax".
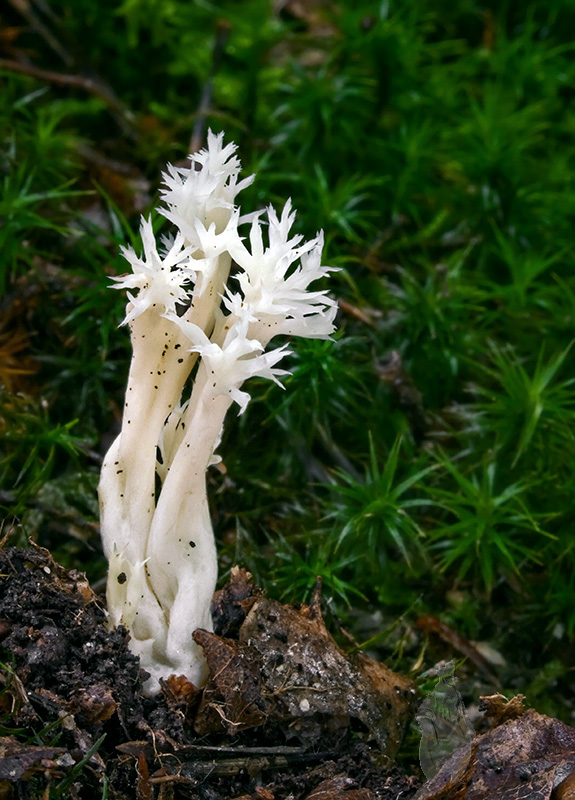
[{"xmin": 0, "ymin": 544, "xmax": 421, "ymax": 799}]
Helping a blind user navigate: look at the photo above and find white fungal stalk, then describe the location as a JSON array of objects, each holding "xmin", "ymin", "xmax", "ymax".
[{"xmin": 98, "ymin": 131, "xmax": 337, "ymax": 694}]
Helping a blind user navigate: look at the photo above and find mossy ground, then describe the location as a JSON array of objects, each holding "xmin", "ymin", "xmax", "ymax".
[{"xmin": 1, "ymin": 1, "xmax": 575, "ymax": 793}]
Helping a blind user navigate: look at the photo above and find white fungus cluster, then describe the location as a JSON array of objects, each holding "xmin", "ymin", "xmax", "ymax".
[{"xmin": 98, "ymin": 132, "xmax": 337, "ymax": 693}]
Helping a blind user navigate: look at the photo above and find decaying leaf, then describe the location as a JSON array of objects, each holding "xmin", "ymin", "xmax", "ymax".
[
  {"xmin": 304, "ymin": 775, "xmax": 375, "ymax": 800},
  {"xmin": 480, "ymin": 693, "xmax": 527, "ymax": 726},
  {"xmin": 0, "ymin": 736, "xmax": 65, "ymax": 782},
  {"xmin": 193, "ymin": 630, "xmax": 271, "ymax": 734},
  {"xmin": 194, "ymin": 594, "xmax": 417, "ymax": 758},
  {"xmin": 414, "ymin": 695, "xmax": 575, "ymax": 800}
]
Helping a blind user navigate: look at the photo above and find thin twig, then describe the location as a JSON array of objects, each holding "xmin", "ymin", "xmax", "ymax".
[
  {"xmin": 7, "ymin": 0, "xmax": 72, "ymax": 66},
  {"xmin": 0, "ymin": 58, "xmax": 137, "ymax": 138}
]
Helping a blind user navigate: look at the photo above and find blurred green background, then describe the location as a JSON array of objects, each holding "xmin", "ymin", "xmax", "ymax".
[{"xmin": 1, "ymin": 0, "xmax": 574, "ymax": 719}]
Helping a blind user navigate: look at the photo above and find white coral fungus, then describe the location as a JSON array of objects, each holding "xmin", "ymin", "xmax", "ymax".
[{"xmin": 98, "ymin": 131, "xmax": 337, "ymax": 693}]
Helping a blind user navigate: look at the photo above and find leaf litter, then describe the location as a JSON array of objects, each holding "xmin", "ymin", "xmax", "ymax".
[{"xmin": 1, "ymin": 543, "xmax": 574, "ymax": 799}]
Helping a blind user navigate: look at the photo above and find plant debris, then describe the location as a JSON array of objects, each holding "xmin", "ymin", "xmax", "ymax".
[
  {"xmin": 194, "ymin": 587, "xmax": 416, "ymax": 756},
  {"xmin": 0, "ymin": 546, "xmax": 419, "ymax": 799},
  {"xmin": 414, "ymin": 694, "xmax": 575, "ymax": 800}
]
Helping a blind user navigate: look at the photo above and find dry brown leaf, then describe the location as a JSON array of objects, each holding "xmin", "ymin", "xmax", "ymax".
[
  {"xmin": 193, "ymin": 630, "xmax": 270, "ymax": 735},
  {"xmin": 194, "ymin": 595, "xmax": 416, "ymax": 758},
  {"xmin": 414, "ymin": 704, "xmax": 575, "ymax": 800}
]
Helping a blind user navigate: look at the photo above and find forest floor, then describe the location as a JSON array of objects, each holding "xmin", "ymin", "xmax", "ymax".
[{"xmin": 2, "ymin": 543, "xmax": 575, "ymax": 800}]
